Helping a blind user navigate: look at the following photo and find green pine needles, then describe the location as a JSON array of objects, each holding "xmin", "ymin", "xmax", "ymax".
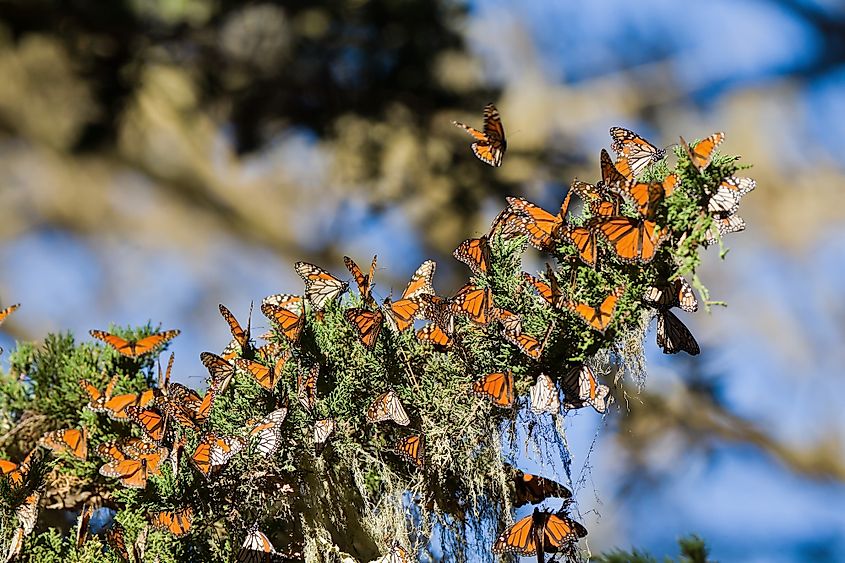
[{"xmin": 0, "ymin": 130, "xmax": 752, "ymax": 562}]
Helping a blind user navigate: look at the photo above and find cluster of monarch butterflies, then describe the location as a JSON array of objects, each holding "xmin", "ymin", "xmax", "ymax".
[{"xmin": 0, "ymin": 106, "xmax": 754, "ymax": 562}]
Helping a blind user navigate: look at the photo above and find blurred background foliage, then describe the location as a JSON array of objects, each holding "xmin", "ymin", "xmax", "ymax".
[{"xmin": 0, "ymin": 0, "xmax": 843, "ymax": 561}]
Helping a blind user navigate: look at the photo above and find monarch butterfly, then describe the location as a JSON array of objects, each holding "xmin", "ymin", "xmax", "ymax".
[
  {"xmin": 680, "ymin": 132, "xmax": 724, "ymax": 172},
  {"xmin": 235, "ymin": 357, "xmax": 283, "ymax": 391},
  {"xmin": 706, "ymin": 184, "xmax": 740, "ymax": 216},
  {"xmin": 566, "ymin": 224, "xmax": 599, "ymax": 267},
  {"xmin": 570, "ymin": 179, "xmax": 623, "ymax": 219},
  {"xmin": 493, "ymin": 308, "xmax": 523, "ymax": 335},
  {"xmin": 166, "ymin": 382, "xmax": 211, "ymax": 427},
  {"xmin": 563, "ymin": 364, "xmax": 610, "ymax": 413},
  {"xmin": 344, "ymin": 255, "xmax": 378, "ymax": 307},
  {"xmin": 219, "ymin": 303, "xmax": 253, "ymax": 356},
  {"xmin": 372, "ymin": 541, "xmax": 411, "ymax": 563},
  {"xmin": 529, "ymin": 373, "xmax": 560, "ymax": 415},
  {"xmin": 75, "ymin": 504, "xmax": 92, "ymax": 549},
  {"xmin": 401, "ymin": 260, "xmax": 437, "ymax": 300},
  {"xmin": 261, "ymin": 297, "xmax": 305, "ymax": 344},
  {"xmin": 522, "ymin": 271, "xmax": 562, "ymax": 308},
  {"xmin": 298, "ymin": 364, "xmax": 318, "ymax": 412},
  {"xmin": 38, "ymin": 427, "xmax": 88, "ymax": 460},
  {"xmin": 294, "ymin": 261, "xmax": 349, "ymax": 310},
  {"xmin": 505, "ymin": 194, "xmax": 572, "ymax": 250},
  {"xmin": 191, "ymin": 432, "xmax": 245, "ymax": 477},
  {"xmin": 619, "ymin": 174, "xmax": 678, "ymax": 220},
  {"xmin": 609, "ymin": 126, "xmax": 666, "ymax": 179},
  {"xmin": 418, "ymin": 294, "xmax": 455, "ymax": 334},
  {"xmin": 237, "ymin": 525, "xmax": 276, "ymax": 563},
  {"xmin": 80, "ymin": 377, "xmax": 158, "ymax": 421},
  {"xmin": 15, "ymin": 490, "xmax": 41, "ymax": 536},
  {"xmin": 453, "ymin": 103, "xmax": 506, "ymax": 167},
  {"xmin": 644, "ymin": 277, "xmax": 698, "ymax": 313},
  {"xmin": 492, "ymin": 507, "xmax": 588, "ymax": 556},
  {"xmin": 705, "ymin": 213, "xmax": 746, "ymax": 245},
  {"xmin": 567, "ymin": 289, "xmax": 621, "ymax": 334},
  {"xmin": 451, "ymin": 283, "xmax": 494, "ymax": 325},
  {"xmin": 366, "ymin": 390, "xmax": 410, "ymax": 426},
  {"xmin": 200, "ymin": 351, "xmax": 237, "ymax": 395},
  {"xmin": 151, "ymin": 506, "xmax": 193, "ymax": 536},
  {"xmin": 106, "ymin": 522, "xmax": 130, "ymax": 562},
  {"xmin": 0, "ymin": 450, "xmax": 33, "ymax": 487},
  {"xmin": 124, "ymin": 405, "xmax": 168, "ymax": 442},
  {"xmin": 472, "ymin": 371, "xmax": 514, "ymax": 408},
  {"xmin": 508, "ymin": 465, "xmax": 572, "ymax": 507},
  {"xmin": 395, "ymin": 434, "xmax": 424, "ymax": 468},
  {"xmin": 719, "ymin": 175, "xmax": 756, "ymax": 198},
  {"xmin": 90, "ymin": 329, "xmax": 180, "ymax": 358},
  {"xmin": 345, "ymin": 308, "xmax": 384, "ymax": 350},
  {"xmin": 656, "ymin": 310, "xmax": 700, "ymax": 355},
  {"xmin": 503, "ymin": 328, "xmax": 543, "ymax": 360},
  {"xmin": 0, "ymin": 303, "xmax": 20, "ymax": 325},
  {"xmin": 453, "ymin": 235, "xmax": 492, "ymax": 276},
  {"xmin": 249, "ymin": 406, "xmax": 289, "ymax": 458},
  {"xmin": 598, "ymin": 217, "xmax": 667, "ymax": 263},
  {"xmin": 489, "ymin": 207, "xmax": 532, "ymax": 241},
  {"xmin": 98, "ymin": 439, "xmax": 167, "ymax": 489},
  {"xmin": 598, "ymin": 148, "xmax": 634, "ymax": 193},
  {"xmin": 313, "ymin": 418, "xmax": 335, "ymax": 453},
  {"xmin": 382, "ymin": 296, "xmax": 423, "ymax": 333},
  {"xmin": 415, "ymin": 322, "xmax": 453, "ymax": 348}
]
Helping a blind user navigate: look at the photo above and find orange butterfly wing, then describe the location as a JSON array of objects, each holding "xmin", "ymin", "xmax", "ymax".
[
  {"xmin": 0, "ymin": 303, "xmax": 20, "ymax": 325},
  {"xmin": 598, "ymin": 217, "xmax": 665, "ymax": 263},
  {"xmin": 681, "ymin": 132, "xmax": 724, "ymax": 171},
  {"xmin": 506, "ymin": 197, "xmax": 565, "ymax": 250},
  {"xmin": 234, "ymin": 358, "xmax": 276, "ymax": 391},
  {"xmin": 568, "ymin": 292, "xmax": 619, "ymax": 333},
  {"xmin": 90, "ymin": 329, "xmax": 179, "ymax": 357},
  {"xmin": 383, "ymin": 297, "xmax": 421, "ymax": 332},
  {"xmin": 260, "ymin": 302, "xmax": 305, "ymax": 343},
  {"xmin": 151, "ymin": 507, "xmax": 193, "ymax": 536},
  {"xmin": 395, "ymin": 434, "xmax": 424, "ymax": 468},
  {"xmin": 503, "ymin": 330, "xmax": 542, "ymax": 360},
  {"xmin": 492, "ymin": 514, "xmax": 536, "ymax": 554},
  {"xmin": 219, "ymin": 304, "xmax": 250, "ymax": 349},
  {"xmin": 345, "ymin": 308, "xmax": 384, "ymax": 350},
  {"xmin": 416, "ymin": 323, "xmax": 453, "ymax": 348},
  {"xmin": 472, "ymin": 371, "xmax": 514, "ymax": 408},
  {"xmin": 125, "ymin": 406, "xmax": 167, "ymax": 442},
  {"xmin": 453, "ymin": 236, "xmax": 491, "ymax": 276},
  {"xmin": 40, "ymin": 428, "xmax": 87, "ymax": 460},
  {"xmin": 451, "ymin": 284, "xmax": 494, "ymax": 325}
]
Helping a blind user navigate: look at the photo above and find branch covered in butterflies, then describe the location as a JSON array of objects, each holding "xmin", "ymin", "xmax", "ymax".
[{"xmin": 0, "ymin": 122, "xmax": 755, "ymax": 562}]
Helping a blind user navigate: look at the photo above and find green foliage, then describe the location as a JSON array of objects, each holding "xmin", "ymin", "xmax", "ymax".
[
  {"xmin": 0, "ymin": 141, "xmax": 749, "ymax": 562},
  {"xmin": 592, "ymin": 535, "xmax": 712, "ymax": 563}
]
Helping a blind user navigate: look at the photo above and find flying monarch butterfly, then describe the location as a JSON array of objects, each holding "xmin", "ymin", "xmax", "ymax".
[
  {"xmin": 395, "ymin": 434, "xmax": 424, "ymax": 468},
  {"xmin": 294, "ymin": 261, "xmax": 349, "ymax": 310},
  {"xmin": 191, "ymin": 432, "xmax": 245, "ymax": 477},
  {"xmin": 472, "ymin": 371, "xmax": 514, "ymax": 408},
  {"xmin": 249, "ymin": 406, "xmax": 288, "ymax": 458},
  {"xmin": 505, "ymin": 194, "xmax": 572, "ymax": 250},
  {"xmin": 415, "ymin": 322, "xmax": 453, "ymax": 348},
  {"xmin": 90, "ymin": 329, "xmax": 180, "ymax": 358},
  {"xmin": 453, "ymin": 103, "xmax": 506, "ymax": 167},
  {"xmin": 451, "ymin": 283, "xmax": 494, "ymax": 325},
  {"xmin": 313, "ymin": 418, "xmax": 335, "ymax": 453},
  {"xmin": 75, "ymin": 504, "xmax": 92, "ymax": 549},
  {"xmin": 366, "ymin": 390, "xmax": 410, "ymax": 426},
  {"xmin": 200, "ymin": 351, "xmax": 237, "ymax": 395},
  {"xmin": 567, "ymin": 289, "xmax": 622, "ymax": 334},
  {"xmin": 98, "ymin": 439, "xmax": 167, "ymax": 489},
  {"xmin": 563, "ymin": 364, "xmax": 610, "ymax": 414},
  {"xmin": 38, "ymin": 427, "xmax": 87, "ymax": 460},
  {"xmin": 656, "ymin": 309, "xmax": 700, "ymax": 355},
  {"xmin": 372, "ymin": 541, "xmax": 411, "ymax": 563},
  {"xmin": 529, "ymin": 373, "xmax": 560, "ymax": 415},
  {"xmin": 345, "ymin": 308, "xmax": 384, "ymax": 350},
  {"xmin": 382, "ymin": 296, "xmax": 423, "ymax": 333},
  {"xmin": 261, "ymin": 297, "xmax": 305, "ymax": 344},
  {"xmin": 507, "ymin": 465, "xmax": 572, "ymax": 507},
  {"xmin": 680, "ymin": 132, "xmax": 724, "ymax": 172},
  {"xmin": 298, "ymin": 365, "xmax": 318, "ymax": 412},
  {"xmin": 618, "ymin": 174, "xmax": 678, "ymax": 220},
  {"xmin": 493, "ymin": 308, "xmax": 523, "ymax": 335},
  {"xmin": 218, "ymin": 303, "xmax": 253, "ymax": 357},
  {"xmin": 344, "ymin": 255, "xmax": 378, "ymax": 307},
  {"xmin": 235, "ymin": 357, "xmax": 283, "ymax": 391},
  {"xmin": 453, "ymin": 235, "xmax": 492, "ymax": 276},
  {"xmin": 0, "ymin": 303, "xmax": 20, "ymax": 325},
  {"xmin": 150, "ymin": 506, "xmax": 193, "ymax": 536},
  {"xmin": 598, "ymin": 217, "xmax": 667, "ymax": 263},
  {"xmin": 237, "ymin": 525, "xmax": 276, "ymax": 563},
  {"xmin": 644, "ymin": 277, "xmax": 698, "ymax": 313},
  {"xmin": 705, "ymin": 213, "xmax": 746, "ymax": 245},
  {"xmin": 609, "ymin": 126, "xmax": 666, "ymax": 179},
  {"xmin": 503, "ymin": 328, "xmax": 543, "ymax": 360},
  {"xmin": 492, "ymin": 507, "xmax": 588, "ymax": 556}
]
